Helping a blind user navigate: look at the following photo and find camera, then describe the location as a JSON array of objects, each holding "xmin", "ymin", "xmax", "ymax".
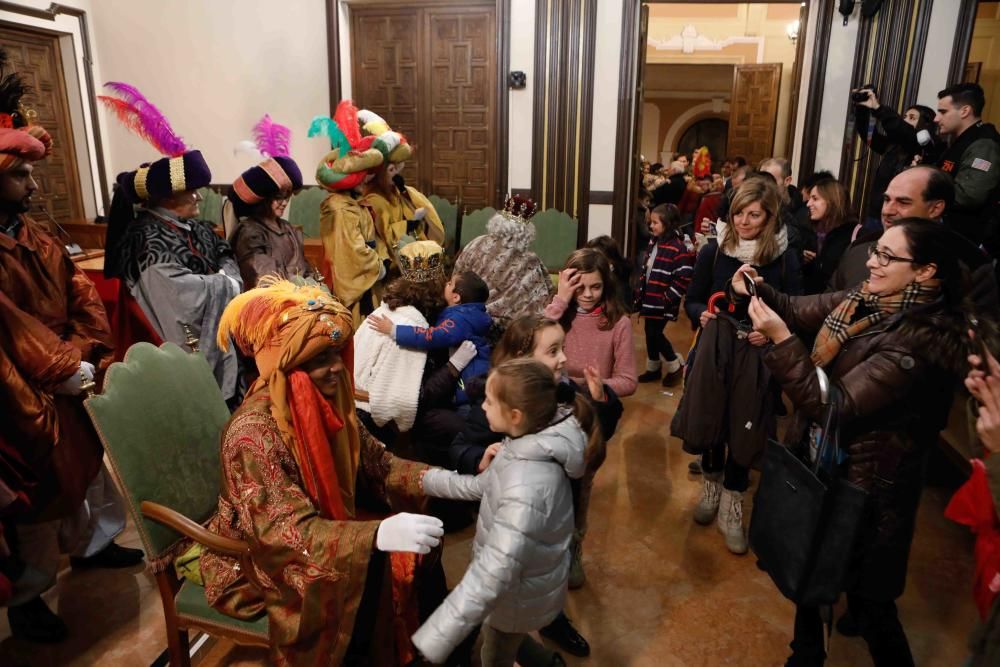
[{"xmin": 851, "ymin": 85, "xmax": 875, "ymax": 103}]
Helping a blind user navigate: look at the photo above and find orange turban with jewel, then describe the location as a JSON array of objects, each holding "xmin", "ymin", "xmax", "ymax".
[{"xmin": 217, "ymin": 279, "xmax": 361, "ymax": 519}]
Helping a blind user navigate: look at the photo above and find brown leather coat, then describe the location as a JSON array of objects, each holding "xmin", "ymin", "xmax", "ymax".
[{"xmin": 757, "ymin": 283, "xmax": 965, "ymax": 600}]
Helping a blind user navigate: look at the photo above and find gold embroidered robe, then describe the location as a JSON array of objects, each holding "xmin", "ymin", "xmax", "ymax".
[
  {"xmin": 319, "ymin": 192, "xmax": 383, "ymax": 328},
  {"xmin": 200, "ymin": 391, "xmax": 430, "ymax": 666},
  {"xmin": 364, "ymin": 187, "xmax": 446, "ymax": 267}
]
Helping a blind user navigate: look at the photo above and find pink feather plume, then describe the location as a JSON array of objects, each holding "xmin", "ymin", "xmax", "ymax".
[
  {"xmin": 252, "ymin": 114, "xmax": 291, "ymax": 158},
  {"xmin": 103, "ymin": 81, "xmax": 187, "ymax": 156}
]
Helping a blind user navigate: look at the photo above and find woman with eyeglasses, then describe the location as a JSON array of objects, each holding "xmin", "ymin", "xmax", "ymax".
[
  {"xmin": 733, "ymin": 217, "xmax": 975, "ymax": 667},
  {"xmin": 228, "ymin": 154, "xmax": 319, "ymax": 288}
]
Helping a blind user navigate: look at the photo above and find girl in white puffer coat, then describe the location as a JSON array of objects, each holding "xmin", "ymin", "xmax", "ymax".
[{"xmin": 413, "ymin": 358, "xmax": 602, "ymax": 666}]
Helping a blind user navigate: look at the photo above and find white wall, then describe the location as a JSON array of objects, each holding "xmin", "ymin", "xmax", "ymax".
[
  {"xmin": 508, "ymin": 0, "xmax": 535, "ymax": 193},
  {"xmin": 814, "ymin": 7, "xmax": 860, "ymax": 177},
  {"xmin": 917, "ymin": 0, "xmax": 963, "ymax": 107},
  {"xmin": 587, "ymin": 0, "xmax": 624, "ymax": 240},
  {"xmin": 89, "ymin": 0, "xmax": 331, "ymax": 194}
]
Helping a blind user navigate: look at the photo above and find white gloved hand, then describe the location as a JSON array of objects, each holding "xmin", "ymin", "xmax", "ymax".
[
  {"xmin": 218, "ymin": 269, "xmax": 240, "ymax": 294},
  {"xmin": 375, "ymin": 513, "xmax": 444, "ymax": 554},
  {"xmin": 449, "ymin": 341, "xmax": 479, "ymax": 373},
  {"xmin": 55, "ymin": 361, "xmax": 96, "ymax": 396},
  {"xmin": 412, "ymin": 207, "xmax": 427, "ymax": 221}
]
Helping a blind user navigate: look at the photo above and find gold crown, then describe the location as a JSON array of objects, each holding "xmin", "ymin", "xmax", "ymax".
[
  {"xmin": 498, "ymin": 194, "xmax": 539, "ymax": 223},
  {"xmin": 398, "ymin": 240, "xmax": 445, "ymax": 283}
]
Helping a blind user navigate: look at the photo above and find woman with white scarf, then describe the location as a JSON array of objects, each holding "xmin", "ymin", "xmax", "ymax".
[{"xmin": 672, "ymin": 176, "xmax": 803, "ymax": 555}]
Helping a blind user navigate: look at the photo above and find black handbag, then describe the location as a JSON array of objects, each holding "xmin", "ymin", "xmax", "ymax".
[{"xmin": 748, "ymin": 367, "xmax": 868, "ymax": 607}]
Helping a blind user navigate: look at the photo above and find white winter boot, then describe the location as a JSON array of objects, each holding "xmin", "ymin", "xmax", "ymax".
[
  {"xmin": 717, "ymin": 488, "xmax": 748, "ymax": 555},
  {"xmin": 693, "ymin": 472, "xmax": 722, "ymax": 525}
]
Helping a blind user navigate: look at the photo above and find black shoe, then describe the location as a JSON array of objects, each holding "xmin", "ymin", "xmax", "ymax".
[
  {"xmin": 540, "ymin": 612, "xmax": 590, "ymax": 657},
  {"xmin": 7, "ymin": 596, "xmax": 68, "ymax": 643},
  {"xmin": 70, "ymin": 542, "xmax": 144, "ymax": 570},
  {"xmin": 836, "ymin": 610, "xmax": 860, "ymax": 637},
  {"xmin": 638, "ymin": 369, "xmax": 661, "ymax": 383},
  {"xmin": 662, "ymin": 366, "xmax": 684, "ymax": 387}
]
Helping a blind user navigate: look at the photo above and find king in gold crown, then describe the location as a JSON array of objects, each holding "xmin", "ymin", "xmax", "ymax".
[
  {"xmin": 398, "ymin": 240, "xmax": 445, "ymax": 283},
  {"xmin": 498, "ymin": 194, "xmax": 539, "ymax": 223}
]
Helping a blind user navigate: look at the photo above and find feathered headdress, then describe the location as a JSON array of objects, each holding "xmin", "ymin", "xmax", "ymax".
[
  {"xmin": 98, "ymin": 82, "xmax": 187, "ymax": 156},
  {"xmin": 0, "ymin": 48, "xmax": 52, "ymax": 169},
  {"xmin": 235, "ymin": 114, "xmax": 293, "ymax": 159},
  {"xmin": 0, "ymin": 49, "xmax": 30, "ymax": 126},
  {"xmin": 217, "ymin": 276, "xmax": 351, "ymax": 356}
]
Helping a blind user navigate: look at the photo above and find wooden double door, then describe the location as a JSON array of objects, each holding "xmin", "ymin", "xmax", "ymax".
[
  {"xmin": 350, "ymin": 1, "xmax": 497, "ymax": 210},
  {"xmin": 0, "ymin": 26, "xmax": 84, "ymax": 225}
]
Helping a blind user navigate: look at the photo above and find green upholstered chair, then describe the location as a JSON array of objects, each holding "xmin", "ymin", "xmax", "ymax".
[
  {"xmin": 459, "ymin": 206, "xmax": 496, "ymax": 249},
  {"xmin": 196, "ymin": 187, "xmax": 226, "ymax": 228},
  {"xmin": 530, "ymin": 208, "xmax": 579, "ymax": 271},
  {"xmin": 85, "ymin": 342, "xmax": 268, "ymax": 666},
  {"xmin": 287, "ymin": 186, "xmax": 329, "ymax": 239},
  {"xmin": 427, "ymin": 194, "xmax": 459, "ymax": 252}
]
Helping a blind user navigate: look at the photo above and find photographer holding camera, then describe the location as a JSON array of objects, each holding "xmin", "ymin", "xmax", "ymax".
[{"xmin": 853, "ymin": 86, "xmax": 939, "ymax": 229}]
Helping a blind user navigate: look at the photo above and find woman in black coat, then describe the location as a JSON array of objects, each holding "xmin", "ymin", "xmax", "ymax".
[
  {"xmin": 739, "ymin": 218, "xmax": 972, "ymax": 666},
  {"xmin": 675, "ymin": 176, "xmax": 803, "ymax": 555},
  {"xmin": 802, "ymin": 178, "xmax": 862, "ymax": 294}
]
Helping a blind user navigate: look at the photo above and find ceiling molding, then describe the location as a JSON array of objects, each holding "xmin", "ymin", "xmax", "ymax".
[{"xmin": 648, "ymin": 24, "xmax": 764, "ymax": 63}]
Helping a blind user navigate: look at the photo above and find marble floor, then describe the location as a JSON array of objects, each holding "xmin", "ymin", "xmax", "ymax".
[{"xmin": 0, "ymin": 317, "xmax": 979, "ymax": 666}]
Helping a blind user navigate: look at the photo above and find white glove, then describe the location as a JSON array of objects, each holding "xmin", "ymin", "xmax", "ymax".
[
  {"xmin": 55, "ymin": 361, "xmax": 95, "ymax": 396},
  {"xmin": 449, "ymin": 341, "xmax": 479, "ymax": 373},
  {"xmin": 375, "ymin": 513, "xmax": 443, "ymax": 554},
  {"xmin": 218, "ymin": 269, "xmax": 240, "ymax": 293},
  {"xmin": 412, "ymin": 207, "xmax": 427, "ymax": 221}
]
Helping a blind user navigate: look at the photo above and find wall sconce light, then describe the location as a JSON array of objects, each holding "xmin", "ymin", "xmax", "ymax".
[{"xmin": 786, "ymin": 19, "xmax": 800, "ymax": 43}]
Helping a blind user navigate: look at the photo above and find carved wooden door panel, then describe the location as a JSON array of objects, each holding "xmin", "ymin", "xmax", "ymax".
[
  {"xmin": 350, "ymin": 9, "xmax": 424, "ymax": 182},
  {"xmin": 424, "ymin": 8, "xmax": 495, "ymax": 209},
  {"xmin": 350, "ymin": 3, "xmax": 496, "ymax": 210},
  {"xmin": 0, "ymin": 27, "xmax": 84, "ymax": 225},
  {"xmin": 726, "ymin": 63, "xmax": 782, "ymax": 166}
]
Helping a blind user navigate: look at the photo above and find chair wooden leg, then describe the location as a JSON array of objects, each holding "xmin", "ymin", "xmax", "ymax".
[{"xmin": 154, "ymin": 569, "xmax": 192, "ymax": 667}]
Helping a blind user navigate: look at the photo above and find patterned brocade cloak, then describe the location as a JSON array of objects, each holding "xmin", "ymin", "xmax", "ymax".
[
  {"xmin": 200, "ymin": 390, "xmax": 431, "ymax": 666},
  {"xmin": 115, "ymin": 209, "xmax": 242, "ymax": 399},
  {"xmin": 452, "ymin": 214, "xmax": 553, "ymax": 327}
]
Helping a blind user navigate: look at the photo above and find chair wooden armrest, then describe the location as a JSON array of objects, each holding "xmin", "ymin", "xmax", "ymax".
[{"xmin": 141, "ymin": 500, "xmax": 250, "ymax": 557}]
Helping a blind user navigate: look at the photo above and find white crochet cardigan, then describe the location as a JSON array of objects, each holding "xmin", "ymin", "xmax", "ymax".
[{"xmin": 353, "ymin": 303, "xmax": 428, "ymax": 432}]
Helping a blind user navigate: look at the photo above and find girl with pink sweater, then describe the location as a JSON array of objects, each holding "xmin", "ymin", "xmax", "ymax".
[
  {"xmin": 544, "ymin": 248, "xmax": 637, "ymax": 398},
  {"xmin": 543, "ymin": 248, "xmax": 636, "ymax": 588}
]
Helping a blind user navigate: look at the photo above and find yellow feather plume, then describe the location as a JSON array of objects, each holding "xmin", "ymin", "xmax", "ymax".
[{"xmin": 217, "ymin": 276, "xmax": 348, "ymax": 352}]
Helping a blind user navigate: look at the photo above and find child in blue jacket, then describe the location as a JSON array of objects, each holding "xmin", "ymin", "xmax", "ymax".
[{"xmin": 369, "ymin": 270, "xmax": 492, "ymax": 405}]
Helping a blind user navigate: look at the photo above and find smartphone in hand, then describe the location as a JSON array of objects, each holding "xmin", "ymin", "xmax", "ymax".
[
  {"xmin": 742, "ymin": 272, "xmax": 757, "ymax": 298},
  {"xmin": 968, "ymin": 315, "xmax": 991, "ymax": 378}
]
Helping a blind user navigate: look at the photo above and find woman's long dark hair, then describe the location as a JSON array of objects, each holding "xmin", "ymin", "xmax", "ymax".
[{"xmin": 810, "ymin": 178, "xmax": 858, "ymax": 235}]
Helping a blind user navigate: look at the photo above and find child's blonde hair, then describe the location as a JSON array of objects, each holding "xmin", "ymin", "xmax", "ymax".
[{"xmin": 489, "ymin": 358, "xmax": 603, "ymax": 466}]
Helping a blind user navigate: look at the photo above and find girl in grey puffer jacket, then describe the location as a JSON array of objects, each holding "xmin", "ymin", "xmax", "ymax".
[{"xmin": 413, "ymin": 359, "xmax": 599, "ymax": 666}]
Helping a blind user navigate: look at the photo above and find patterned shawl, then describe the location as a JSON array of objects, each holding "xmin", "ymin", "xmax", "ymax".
[{"xmin": 810, "ymin": 279, "xmax": 941, "ymax": 368}]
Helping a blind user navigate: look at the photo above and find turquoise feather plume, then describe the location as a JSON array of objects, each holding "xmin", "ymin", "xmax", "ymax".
[{"xmin": 307, "ymin": 115, "xmax": 350, "ymax": 156}]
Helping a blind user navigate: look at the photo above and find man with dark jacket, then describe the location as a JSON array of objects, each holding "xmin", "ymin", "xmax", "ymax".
[
  {"xmin": 935, "ymin": 83, "xmax": 1000, "ymax": 245},
  {"xmin": 652, "ymin": 161, "xmax": 687, "ymax": 207},
  {"xmin": 828, "ymin": 165, "xmax": 999, "ymax": 319}
]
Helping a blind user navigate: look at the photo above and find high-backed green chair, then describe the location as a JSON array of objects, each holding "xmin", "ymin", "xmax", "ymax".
[
  {"xmin": 196, "ymin": 187, "xmax": 226, "ymax": 228},
  {"xmin": 459, "ymin": 206, "xmax": 496, "ymax": 249},
  {"xmin": 85, "ymin": 343, "xmax": 268, "ymax": 666},
  {"xmin": 530, "ymin": 208, "xmax": 579, "ymax": 271},
  {"xmin": 427, "ymin": 194, "xmax": 458, "ymax": 252},
  {"xmin": 287, "ymin": 186, "xmax": 329, "ymax": 239}
]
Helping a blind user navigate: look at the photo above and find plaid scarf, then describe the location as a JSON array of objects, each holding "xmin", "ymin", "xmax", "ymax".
[{"xmin": 810, "ymin": 279, "xmax": 941, "ymax": 368}]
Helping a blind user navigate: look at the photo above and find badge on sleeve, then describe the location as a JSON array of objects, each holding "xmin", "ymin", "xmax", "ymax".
[{"xmin": 972, "ymin": 158, "xmax": 993, "ymax": 172}]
